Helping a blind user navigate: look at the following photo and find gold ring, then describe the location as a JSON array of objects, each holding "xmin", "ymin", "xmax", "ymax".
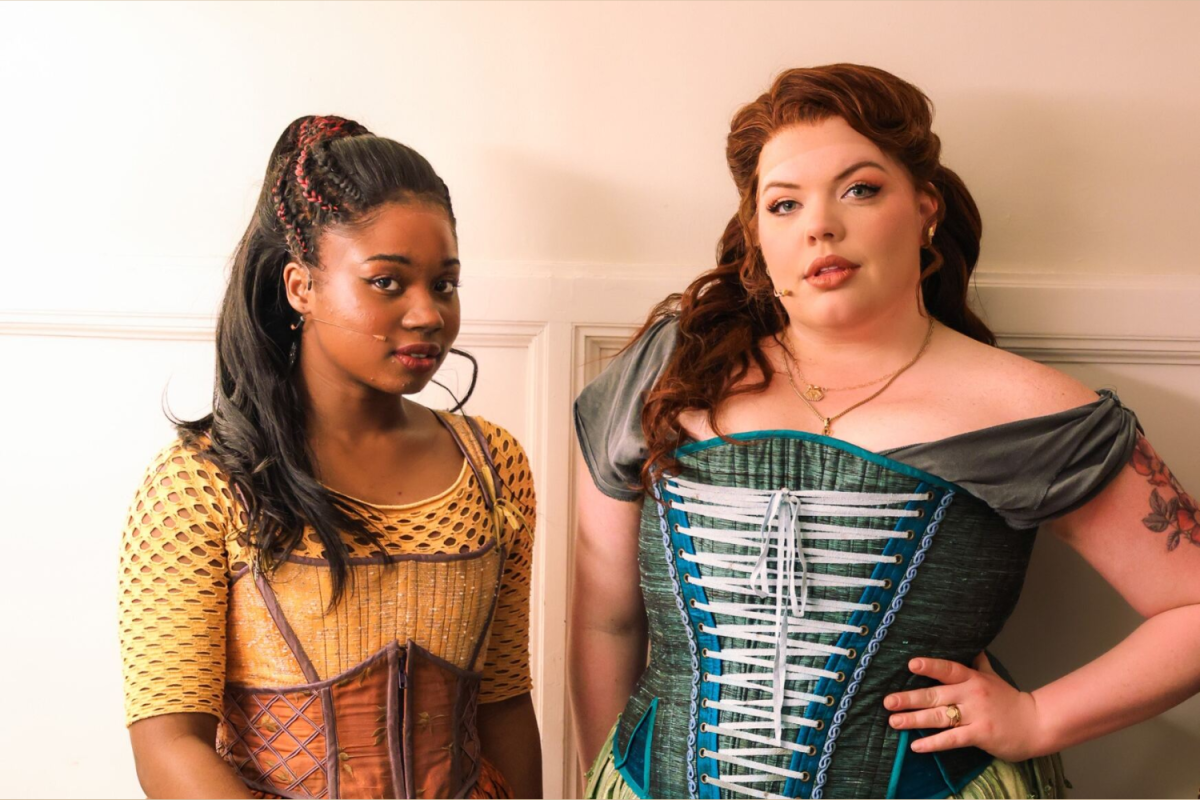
[{"xmin": 944, "ymin": 703, "xmax": 962, "ymax": 728}]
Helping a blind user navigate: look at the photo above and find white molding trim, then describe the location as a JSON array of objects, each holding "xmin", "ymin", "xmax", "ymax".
[{"xmin": 0, "ymin": 310, "xmax": 217, "ymax": 341}]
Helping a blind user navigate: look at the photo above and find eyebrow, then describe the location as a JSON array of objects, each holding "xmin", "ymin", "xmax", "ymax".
[
  {"xmin": 364, "ymin": 254, "xmax": 461, "ymax": 268},
  {"xmin": 761, "ymin": 160, "xmax": 889, "ymax": 193}
]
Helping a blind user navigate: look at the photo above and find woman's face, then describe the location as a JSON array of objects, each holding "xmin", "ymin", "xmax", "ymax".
[
  {"xmin": 285, "ymin": 200, "xmax": 461, "ymax": 396},
  {"xmin": 755, "ymin": 116, "xmax": 937, "ymax": 330}
]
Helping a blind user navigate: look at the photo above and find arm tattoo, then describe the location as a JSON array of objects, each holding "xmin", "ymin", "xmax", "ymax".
[{"xmin": 1132, "ymin": 435, "xmax": 1200, "ymax": 551}]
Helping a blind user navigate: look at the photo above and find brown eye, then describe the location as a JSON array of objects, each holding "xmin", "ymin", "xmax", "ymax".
[
  {"xmin": 434, "ymin": 279, "xmax": 460, "ymax": 296},
  {"xmin": 371, "ymin": 277, "xmax": 401, "ymax": 291}
]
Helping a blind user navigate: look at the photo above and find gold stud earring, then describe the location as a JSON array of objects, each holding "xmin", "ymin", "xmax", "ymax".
[
  {"xmin": 774, "ymin": 288, "xmax": 791, "ymax": 298},
  {"xmin": 926, "ymin": 222, "xmax": 938, "ymax": 245}
]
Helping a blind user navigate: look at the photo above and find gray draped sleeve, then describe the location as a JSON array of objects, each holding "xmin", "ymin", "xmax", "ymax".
[
  {"xmin": 574, "ymin": 316, "xmax": 1140, "ymax": 525},
  {"xmin": 573, "ymin": 316, "xmax": 679, "ymax": 501},
  {"xmin": 884, "ymin": 389, "xmax": 1141, "ymax": 529}
]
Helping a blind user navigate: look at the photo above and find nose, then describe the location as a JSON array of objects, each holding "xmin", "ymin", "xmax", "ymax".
[
  {"xmin": 401, "ymin": 288, "xmax": 445, "ymax": 332},
  {"xmin": 804, "ymin": 199, "xmax": 845, "ymax": 244}
]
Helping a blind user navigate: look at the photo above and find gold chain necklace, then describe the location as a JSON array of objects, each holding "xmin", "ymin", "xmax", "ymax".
[
  {"xmin": 778, "ymin": 318, "xmax": 935, "ymax": 436},
  {"xmin": 791, "ymin": 357, "xmax": 895, "ymax": 402}
]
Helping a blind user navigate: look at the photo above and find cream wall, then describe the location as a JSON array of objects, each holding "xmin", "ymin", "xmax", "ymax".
[{"xmin": 1, "ymin": 2, "xmax": 1198, "ymax": 798}]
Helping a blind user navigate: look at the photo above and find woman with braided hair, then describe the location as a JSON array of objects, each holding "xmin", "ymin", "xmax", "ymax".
[
  {"xmin": 118, "ymin": 115, "xmax": 542, "ymax": 798},
  {"xmin": 570, "ymin": 65, "xmax": 1200, "ymax": 798}
]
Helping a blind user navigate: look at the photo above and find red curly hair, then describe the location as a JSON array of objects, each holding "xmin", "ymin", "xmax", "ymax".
[{"xmin": 637, "ymin": 63, "xmax": 995, "ymax": 489}]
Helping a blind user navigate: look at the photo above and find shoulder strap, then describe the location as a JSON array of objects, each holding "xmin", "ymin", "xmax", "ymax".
[{"xmin": 433, "ymin": 411, "xmax": 500, "ymax": 511}]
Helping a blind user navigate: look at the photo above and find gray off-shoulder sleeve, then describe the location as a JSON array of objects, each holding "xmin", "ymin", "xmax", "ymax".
[
  {"xmin": 885, "ymin": 389, "xmax": 1141, "ymax": 529},
  {"xmin": 573, "ymin": 317, "xmax": 680, "ymax": 501}
]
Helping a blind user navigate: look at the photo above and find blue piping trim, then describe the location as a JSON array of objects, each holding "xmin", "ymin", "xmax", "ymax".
[
  {"xmin": 664, "ymin": 498, "xmax": 721, "ymax": 794},
  {"xmin": 782, "ymin": 482, "xmax": 937, "ymax": 798},
  {"xmin": 811, "ymin": 489, "xmax": 957, "ymax": 800},
  {"xmin": 673, "ymin": 429, "xmax": 965, "ymax": 494},
  {"xmin": 652, "ymin": 481, "xmax": 702, "ymax": 799},
  {"xmin": 886, "ymin": 729, "xmax": 910, "ymax": 799},
  {"xmin": 613, "ymin": 698, "xmax": 658, "ymax": 798}
]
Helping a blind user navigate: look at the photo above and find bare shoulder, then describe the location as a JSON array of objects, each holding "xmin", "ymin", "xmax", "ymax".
[{"xmin": 939, "ymin": 327, "xmax": 1098, "ymax": 419}]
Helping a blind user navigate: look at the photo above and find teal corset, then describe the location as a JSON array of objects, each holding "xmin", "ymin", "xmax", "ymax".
[{"xmin": 612, "ymin": 432, "xmax": 1039, "ymax": 800}]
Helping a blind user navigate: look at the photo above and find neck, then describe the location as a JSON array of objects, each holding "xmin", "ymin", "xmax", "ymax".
[
  {"xmin": 296, "ymin": 365, "xmax": 414, "ymax": 445},
  {"xmin": 782, "ymin": 301, "xmax": 932, "ymax": 384}
]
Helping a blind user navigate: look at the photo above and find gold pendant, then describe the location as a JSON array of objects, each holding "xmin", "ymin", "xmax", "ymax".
[
  {"xmin": 803, "ymin": 385, "xmax": 825, "ymax": 402},
  {"xmin": 822, "ymin": 418, "xmax": 832, "ymax": 437}
]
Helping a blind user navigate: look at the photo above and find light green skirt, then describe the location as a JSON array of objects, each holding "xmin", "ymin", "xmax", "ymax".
[{"xmin": 584, "ymin": 724, "xmax": 1070, "ymax": 799}]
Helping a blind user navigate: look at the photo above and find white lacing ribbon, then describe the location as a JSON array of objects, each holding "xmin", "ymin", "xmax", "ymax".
[{"xmin": 667, "ymin": 476, "xmax": 927, "ymax": 799}]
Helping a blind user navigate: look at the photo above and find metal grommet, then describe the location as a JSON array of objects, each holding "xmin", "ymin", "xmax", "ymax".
[
  {"xmin": 870, "ymin": 602, "xmax": 881, "ymax": 612},
  {"xmin": 858, "ymin": 625, "xmax": 870, "ymax": 636},
  {"xmin": 882, "ymin": 579, "xmax": 893, "ymax": 590},
  {"xmin": 689, "ymin": 598, "xmax": 697, "ymax": 608},
  {"xmin": 905, "ymin": 530, "xmax": 915, "ymax": 540},
  {"xmin": 835, "ymin": 671, "xmax": 846, "ymax": 683},
  {"xmin": 699, "ymin": 748, "xmax": 709, "ymax": 758},
  {"xmin": 674, "ymin": 524, "xmax": 681, "ymax": 532},
  {"xmin": 701, "ymin": 698, "xmax": 709, "ymax": 709},
  {"xmin": 800, "ymin": 771, "xmax": 811, "ymax": 782},
  {"xmin": 677, "ymin": 547, "xmax": 685, "ymax": 558},
  {"xmin": 925, "ymin": 491, "xmax": 935, "ymax": 501},
  {"xmin": 700, "ymin": 775, "xmax": 709, "ymax": 784},
  {"xmin": 915, "ymin": 507, "xmax": 926, "ymax": 519},
  {"xmin": 846, "ymin": 648, "xmax": 858, "ymax": 659},
  {"xmin": 700, "ymin": 723, "xmax": 709, "ymax": 733},
  {"xmin": 806, "ymin": 745, "xmax": 817, "ymax": 755},
  {"xmin": 893, "ymin": 554, "xmax": 904, "ymax": 564},
  {"xmin": 703, "ymin": 672, "xmax": 712, "ymax": 681},
  {"xmin": 823, "ymin": 695, "xmax": 835, "ymax": 706},
  {"xmin": 683, "ymin": 574, "xmax": 693, "ymax": 584},
  {"xmin": 815, "ymin": 720, "xmax": 825, "ymax": 731}
]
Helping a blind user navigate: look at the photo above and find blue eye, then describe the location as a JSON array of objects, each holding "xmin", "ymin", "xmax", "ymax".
[
  {"xmin": 767, "ymin": 199, "xmax": 799, "ymax": 215},
  {"xmin": 845, "ymin": 182, "xmax": 881, "ymax": 199}
]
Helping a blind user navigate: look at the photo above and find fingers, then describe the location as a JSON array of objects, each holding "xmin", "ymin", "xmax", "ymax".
[
  {"xmin": 908, "ymin": 657, "xmax": 974, "ymax": 684},
  {"xmin": 910, "ymin": 726, "xmax": 972, "ymax": 753},
  {"xmin": 884, "ymin": 685, "xmax": 945, "ymax": 711},
  {"xmin": 889, "ymin": 705, "xmax": 962, "ymax": 731},
  {"xmin": 897, "ymin": 705, "xmax": 969, "ymax": 734}
]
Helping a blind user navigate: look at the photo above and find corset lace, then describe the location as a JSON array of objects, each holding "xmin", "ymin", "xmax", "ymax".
[{"xmin": 665, "ymin": 476, "xmax": 932, "ymax": 799}]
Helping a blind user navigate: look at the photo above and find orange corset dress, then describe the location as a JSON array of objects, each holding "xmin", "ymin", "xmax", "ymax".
[{"xmin": 118, "ymin": 413, "xmax": 536, "ymax": 799}]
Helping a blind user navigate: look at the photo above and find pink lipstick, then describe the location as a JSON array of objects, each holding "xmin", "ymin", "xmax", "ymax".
[{"xmin": 804, "ymin": 254, "xmax": 860, "ymax": 289}]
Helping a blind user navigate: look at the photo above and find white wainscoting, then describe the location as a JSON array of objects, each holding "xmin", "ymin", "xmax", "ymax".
[{"xmin": 2, "ymin": 266, "xmax": 1198, "ymax": 798}]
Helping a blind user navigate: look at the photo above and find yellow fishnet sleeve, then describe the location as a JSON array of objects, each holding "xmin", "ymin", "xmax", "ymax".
[
  {"xmin": 118, "ymin": 439, "xmax": 238, "ymax": 727},
  {"xmin": 476, "ymin": 419, "xmax": 536, "ymax": 703}
]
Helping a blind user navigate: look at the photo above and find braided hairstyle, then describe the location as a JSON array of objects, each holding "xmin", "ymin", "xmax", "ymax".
[{"xmin": 175, "ymin": 115, "xmax": 457, "ymax": 605}]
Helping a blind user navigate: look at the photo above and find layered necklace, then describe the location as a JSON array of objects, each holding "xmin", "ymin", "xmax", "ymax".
[{"xmin": 777, "ymin": 317, "xmax": 935, "ymax": 437}]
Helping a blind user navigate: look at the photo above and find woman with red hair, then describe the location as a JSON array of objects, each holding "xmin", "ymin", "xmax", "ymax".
[{"xmin": 571, "ymin": 65, "xmax": 1200, "ymax": 798}]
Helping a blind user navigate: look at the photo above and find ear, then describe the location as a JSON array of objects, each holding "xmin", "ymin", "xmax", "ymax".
[
  {"xmin": 918, "ymin": 183, "xmax": 940, "ymax": 229},
  {"xmin": 282, "ymin": 261, "xmax": 314, "ymax": 315}
]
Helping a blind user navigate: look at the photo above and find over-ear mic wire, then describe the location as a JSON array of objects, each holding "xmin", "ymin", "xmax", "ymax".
[{"xmin": 307, "ymin": 316, "xmax": 388, "ymax": 342}]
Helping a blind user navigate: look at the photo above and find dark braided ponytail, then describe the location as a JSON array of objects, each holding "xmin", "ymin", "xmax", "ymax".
[{"xmin": 174, "ymin": 115, "xmax": 458, "ymax": 605}]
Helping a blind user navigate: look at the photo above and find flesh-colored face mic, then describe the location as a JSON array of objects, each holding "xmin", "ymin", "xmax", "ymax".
[{"xmin": 307, "ymin": 316, "xmax": 388, "ymax": 342}]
